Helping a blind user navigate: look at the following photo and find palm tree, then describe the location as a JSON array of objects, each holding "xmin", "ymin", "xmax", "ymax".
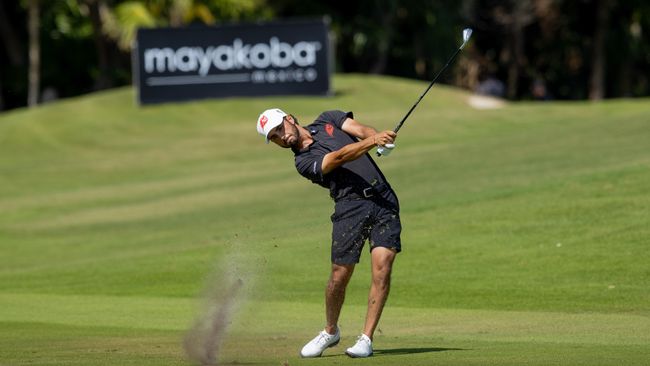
[{"xmin": 102, "ymin": 0, "xmax": 216, "ymax": 51}]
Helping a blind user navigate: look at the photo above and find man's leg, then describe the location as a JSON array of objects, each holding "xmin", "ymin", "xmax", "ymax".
[
  {"xmin": 325, "ymin": 263, "xmax": 355, "ymax": 334},
  {"xmin": 301, "ymin": 263, "xmax": 355, "ymax": 357},
  {"xmin": 362, "ymin": 247, "xmax": 396, "ymax": 339}
]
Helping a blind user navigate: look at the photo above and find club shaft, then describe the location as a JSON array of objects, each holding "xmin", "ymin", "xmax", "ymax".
[{"xmin": 392, "ymin": 46, "xmax": 463, "ymax": 133}]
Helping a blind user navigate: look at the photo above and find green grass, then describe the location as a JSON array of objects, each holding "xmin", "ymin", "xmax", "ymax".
[{"xmin": 1, "ymin": 74, "xmax": 649, "ymax": 365}]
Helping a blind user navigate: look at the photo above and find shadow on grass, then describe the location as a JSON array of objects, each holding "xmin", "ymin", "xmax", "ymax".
[
  {"xmin": 322, "ymin": 347, "xmax": 467, "ymax": 358},
  {"xmin": 374, "ymin": 347, "xmax": 467, "ymax": 356}
]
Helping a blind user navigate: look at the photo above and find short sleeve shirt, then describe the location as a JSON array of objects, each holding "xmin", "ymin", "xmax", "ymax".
[{"xmin": 294, "ymin": 110, "xmax": 395, "ymax": 202}]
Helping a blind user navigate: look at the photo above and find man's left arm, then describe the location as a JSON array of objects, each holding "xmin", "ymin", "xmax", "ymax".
[{"xmin": 341, "ymin": 118, "xmax": 378, "ymax": 140}]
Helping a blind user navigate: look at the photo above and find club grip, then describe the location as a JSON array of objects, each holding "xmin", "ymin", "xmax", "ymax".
[{"xmin": 376, "ymin": 143, "xmax": 395, "ymax": 157}]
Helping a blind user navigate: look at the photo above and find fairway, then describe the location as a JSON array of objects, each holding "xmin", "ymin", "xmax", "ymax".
[{"xmin": 1, "ymin": 74, "xmax": 649, "ymax": 365}]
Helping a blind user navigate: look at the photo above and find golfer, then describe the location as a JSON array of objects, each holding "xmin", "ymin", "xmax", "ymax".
[{"xmin": 256, "ymin": 108, "xmax": 401, "ymax": 358}]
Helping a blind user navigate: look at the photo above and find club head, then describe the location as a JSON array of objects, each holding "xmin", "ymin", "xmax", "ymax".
[{"xmin": 460, "ymin": 28, "xmax": 473, "ymax": 49}]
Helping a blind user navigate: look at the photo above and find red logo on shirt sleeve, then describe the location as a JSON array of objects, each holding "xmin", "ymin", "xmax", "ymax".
[
  {"xmin": 260, "ymin": 115, "xmax": 268, "ymax": 129},
  {"xmin": 325, "ymin": 123, "xmax": 334, "ymax": 137}
]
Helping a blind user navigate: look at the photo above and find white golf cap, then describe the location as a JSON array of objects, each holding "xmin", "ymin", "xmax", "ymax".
[{"xmin": 257, "ymin": 108, "xmax": 287, "ymax": 143}]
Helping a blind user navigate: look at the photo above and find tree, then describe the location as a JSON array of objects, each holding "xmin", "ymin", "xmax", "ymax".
[
  {"xmin": 367, "ymin": 0, "xmax": 398, "ymax": 74},
  {"xmin": 3, "ymin": 0, "xmax": 650, "ymax": 112},
  {"xmin": 27, "ymin": 0, "xmax": 40, "ymax": 107},
  {"xmin": 588, "ymin": 0, "xmax": 612, "ymax": 100},
  {"xmin": 486, "ymin": 0, "xmax": 535, "ymax": 99},
  {"xmin": 101, "ymin": 0, "xmax": 265, "ymax": 51},
  {"xmin": 84, "ymin": 0, "xmax": 114, "ymax": 89}
]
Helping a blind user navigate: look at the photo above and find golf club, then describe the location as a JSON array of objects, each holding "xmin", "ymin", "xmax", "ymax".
[{"xmin": 377, "ymin": 28, "xmax": 473, "ymax": 157}]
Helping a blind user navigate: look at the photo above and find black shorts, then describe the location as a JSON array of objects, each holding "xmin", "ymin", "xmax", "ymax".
[{"xmin": 330, "ymin": 199, "xmax": 402, "ymax": 264}]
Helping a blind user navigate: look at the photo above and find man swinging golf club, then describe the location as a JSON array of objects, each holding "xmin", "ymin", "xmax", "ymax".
[
  {"xmin": 256, "ymin": 109, "xmax": 401, "ymax": 358},
  {"xmin": 255, "ymin": 27, "xmax": 473, "ymax": 359}
]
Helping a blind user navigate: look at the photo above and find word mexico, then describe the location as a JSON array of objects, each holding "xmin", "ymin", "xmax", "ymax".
[{"xmin": 134, "ymin": 19, "xmax": 331, "ymax": 105}]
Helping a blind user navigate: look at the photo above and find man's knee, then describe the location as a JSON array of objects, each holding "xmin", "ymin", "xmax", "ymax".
[
  {"xmin": 371, "ymin": 247, "xmax": 396, "ymax": 286},
  {"xmin": 372, "ymin": 247, "xmax": 396, "ymax": 268},
  {"xmin": 329, "ymin": 264, "xmax": 354, "ymax": 289}
]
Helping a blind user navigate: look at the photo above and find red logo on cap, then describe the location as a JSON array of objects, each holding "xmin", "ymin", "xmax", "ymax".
[
  {"xmin": 260, "ymin": 115, "xmax": 268, "ymax": 129},
  {"xmin": 326, "ymin": 123, "xmax": 334, "ymax": 137}
]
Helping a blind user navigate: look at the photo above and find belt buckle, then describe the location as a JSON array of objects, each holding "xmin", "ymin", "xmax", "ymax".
[{"xmin": 362, "ymin": 187, "xmax": 374, "ymax": 198}]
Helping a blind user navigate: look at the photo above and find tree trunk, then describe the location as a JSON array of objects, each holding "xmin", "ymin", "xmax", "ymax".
[
  {"xmin": 369, "ymin": 0, "xmax": 396, "ymax": 74},
  {"xmin": 506, "ymin": 19, "xmax": 523, "ymax": 99},
  {"xmin": 85, "ymin": 0, "xmax": 113, "ymax": 90},
  {"xmin": 589, "ymin": 0, "xmax": 610, "ymax": 100},
  {"xmin": 27, "ymin": 0, "xmax": 40, "ymax": 107},
  {"xmin": 504, "ymin": 1, "xmax": 530, "ymax": 99}
]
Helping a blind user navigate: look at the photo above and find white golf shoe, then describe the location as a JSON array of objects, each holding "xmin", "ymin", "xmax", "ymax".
[
  {"xmin": 300, "ymin": 328, "xmax": 340, "ymax": 358},
  {"xmin": 345, "ymin": 334, "xmax": 373, "ymax": 358}
]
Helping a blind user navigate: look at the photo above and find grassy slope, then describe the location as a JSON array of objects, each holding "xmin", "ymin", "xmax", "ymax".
[{"xmin": 1, "ymin": 74, "xmax": 649, "ymax": 365}]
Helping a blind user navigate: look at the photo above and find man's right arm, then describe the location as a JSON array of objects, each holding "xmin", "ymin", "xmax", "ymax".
[{"xmin": 321, "ymin": 131, "xmax": 396, "ymax": 174}]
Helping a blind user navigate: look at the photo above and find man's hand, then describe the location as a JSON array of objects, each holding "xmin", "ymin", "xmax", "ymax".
[
  {"xmin": 372, "ymin": 131, "xmax": 397, "ymax": 146},
  {"xmin": 373, "ymin": 131, "xmax": 397, "ymax": 157}
]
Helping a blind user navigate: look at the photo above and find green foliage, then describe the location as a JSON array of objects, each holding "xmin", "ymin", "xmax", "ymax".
[
  {"xmin": 106, "ymin": 1, "xmax": 159, "ymax": 50},
  {"xmin": 50, "ymin": 0, "xmax": 93, "ymax": 39},
  {"xmin": 3, "ymin": 0, "xmax": 650, "ymax": 111},
  {"xmin": 209, "ymin": 0, "xmax": 271, "ymax": 21},
  {"xmin": 103, "ymin": 0, "xmax": 271, "ymax": 50}
]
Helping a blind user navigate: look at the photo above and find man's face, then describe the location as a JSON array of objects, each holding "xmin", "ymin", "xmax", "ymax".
[{"xmin": 268, "ymin": 115, "xmax": 299, "ymax": 148}]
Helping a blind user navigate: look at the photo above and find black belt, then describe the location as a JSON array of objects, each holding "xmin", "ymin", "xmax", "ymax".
[{"xmin": 337, "ymin": 182, "xmax": 391, "ymax": 201}]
